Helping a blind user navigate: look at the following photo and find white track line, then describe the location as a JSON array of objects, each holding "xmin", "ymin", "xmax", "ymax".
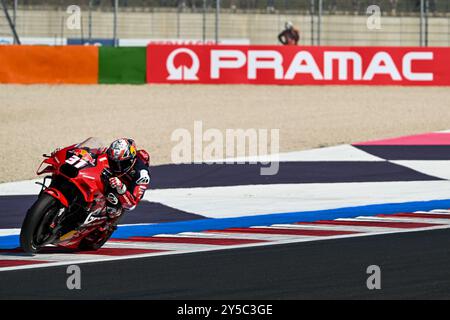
[
  {"xmin": 414, "ymin": 210, "xmax": 450, "ymax": 214},
  {"xmin": 3, "ymin": 210, "xmax": 450, "ymax": 272},
  {"xmin": 270, "ymin": 223, "xmax": 410, "ymax": 233},
  {"xmin": 0, "ymin": 229, "xmax": 20, "ymax": 236},
  {"xmin": 0, "ymin": 253, "xmax": 115, "ymax": 262},
  {"xmin": 178, "ymin": 231, "xmax": 313, "ymax": 241},
  {"xmin": 104, "ymin": 241, "xmax": 221, "ymax": 251},
  {"xmin": 345, "ymin": 216, "xmax": 450, "ymax": 224},
  {"xmin": 3, "ymin": 224, "xmax": 450, "ymax": 272}
]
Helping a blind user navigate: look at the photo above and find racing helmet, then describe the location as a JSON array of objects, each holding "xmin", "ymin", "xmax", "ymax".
[
  {"xmin": 106, "ymin": 138, "xmax": 137, "ymax": 174},
  {"xmin": 285, "ymin": 21, "xmax": 293, "ymax": 29}
]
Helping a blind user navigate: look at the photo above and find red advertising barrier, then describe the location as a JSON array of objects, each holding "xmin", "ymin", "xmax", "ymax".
[{"xmin": 147, "ymin": 45, "xmax": 450, "ymax": 86}]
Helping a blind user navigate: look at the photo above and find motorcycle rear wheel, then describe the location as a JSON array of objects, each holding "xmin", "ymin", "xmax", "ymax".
[{"xmin": 20, "ymin": 194, "xmax": 60, "ymax": 254}]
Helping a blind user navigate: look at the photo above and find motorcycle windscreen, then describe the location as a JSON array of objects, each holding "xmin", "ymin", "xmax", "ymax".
[{"xmin": 76, "ymin": 137, "xmax": 107, "ymax": 155}]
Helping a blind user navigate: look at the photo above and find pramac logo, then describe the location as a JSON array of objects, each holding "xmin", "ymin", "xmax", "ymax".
[
  {"xmin": 166, "ymin": 48, "xmax": 200, "ymax": 80},
  {"xmin": 148, "ymin": 45, "xmax": 450, "ymax": 85}
]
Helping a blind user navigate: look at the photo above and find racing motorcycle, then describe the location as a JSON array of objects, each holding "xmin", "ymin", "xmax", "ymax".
[{"xmin": 20, "ymin": 137, "xmax": 120, "ymax": 253}]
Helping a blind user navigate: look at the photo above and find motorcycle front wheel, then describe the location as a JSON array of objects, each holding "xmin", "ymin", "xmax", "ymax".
[{"xmin": 20, "ymin": 193, "xmax": 60, "ymax": 253}]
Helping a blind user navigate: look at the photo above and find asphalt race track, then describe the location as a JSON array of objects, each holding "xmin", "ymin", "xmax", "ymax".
[
  {"xmin": 1, "ymin": 131, "xmax": 450, "ymax": 299},
  {"xmin": 1, "ymin": 228, "xmax": 450, "ymax": 299}
]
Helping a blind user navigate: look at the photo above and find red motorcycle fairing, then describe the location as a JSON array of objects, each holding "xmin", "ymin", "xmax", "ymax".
[
  {"xmin": 44, "ymin": 187, "xmax": 69, "ymax": 207},
  {"xmin": 33, "ymin": 138, "xmax": 113, "ymax": 249},
  {"xmin": 38, "ymin": 146, "xmax": 109, "ymax": 204},
  {"xmin": 58, "ymin": 215, "xmax": 108, "ymax": 249}
]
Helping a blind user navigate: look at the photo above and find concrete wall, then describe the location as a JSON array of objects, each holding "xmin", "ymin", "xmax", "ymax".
[{"xmin": 3, "ymin": 9, "xmax": 450, "ymax": 46}]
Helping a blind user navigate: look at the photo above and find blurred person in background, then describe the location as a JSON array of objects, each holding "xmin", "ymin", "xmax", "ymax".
[
  {"xmin": 328, "ymin": 0, "xmax": 337, "ymax": 14},
  {"xmin": 429, "ymin": 0, "xmax": 436, "ymax": 16},
  {"xmin": 352, "ymin": 0, "xmax": 361, "ymax": 14},
  {"xmin": 414, "ymin": 0, "xmax": 421, "ymax": 11},
  {"xmin": 267, "ymin": 0, "xmax": 275, "ymax": 13},
  {"xmin": 278, "ymin": 21, "xmax": 299, "ymax": 45},
  {"xmin": 177, "ymin": 0, "xmax": 198, "ymax": 10},
  {"xmin": 230, "ymin": 0, "xmax": 237, "ymax": 11},
  {"xmin": 390, "ymin": 0, "xmax": 398, "ymax": 15}
]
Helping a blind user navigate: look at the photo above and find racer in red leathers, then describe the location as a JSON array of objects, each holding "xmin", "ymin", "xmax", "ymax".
[{"xmin": 104, "ymin": 138, "xmax": 151, "ymax": 218}]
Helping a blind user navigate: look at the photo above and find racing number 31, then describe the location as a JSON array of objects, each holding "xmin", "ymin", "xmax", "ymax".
[{"xmin": 65, "ymin": 155, "xmax": 88, "ymax": 169}]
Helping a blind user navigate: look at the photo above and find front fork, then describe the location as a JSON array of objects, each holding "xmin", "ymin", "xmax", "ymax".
[{"xmin": 41, "ymin": 207, "xmax": 67, "ymax": 246}]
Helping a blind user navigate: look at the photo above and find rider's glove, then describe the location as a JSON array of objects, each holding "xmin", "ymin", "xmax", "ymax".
[{"xmin": 109, "ymin": 177, "xmax": 127, "ymax": 195}]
